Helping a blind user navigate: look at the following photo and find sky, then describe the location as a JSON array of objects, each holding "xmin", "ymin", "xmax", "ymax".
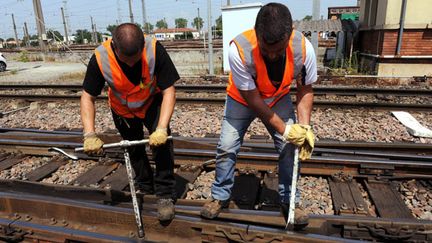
[{"xmin": 0, "ymin": 0, "xmax": 357, "ymax": 39}]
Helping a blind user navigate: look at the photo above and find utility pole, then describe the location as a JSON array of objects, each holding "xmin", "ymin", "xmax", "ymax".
[
  {"xmin": 227, "ymin": 0, "xmax": 230, "ymax": 6},
  {"xmin": 61, "ymin": 7, "xmax": 69, "ymax": 44},
  {"xmin": 32, "ymin": 0, "xmax": 47, "ymax": 51},
  {"xmin": 311, "ymin": 0, "xmax": 320, "ymax": 56},
  {"xmin": 197, "ymin": 7, "xmax": 202, "ymax": 38},
  {"xmin": 12, "ymin": 14, "xmax": 19, "ymax": 48},
  {"xmin": 91, "ymin": 16, "xmax": 96, "ymax": 44},
  {"xmin": 117, "ymin": 0, "xmax": 122, "ymax": 24},
  {"xmin": 207, "ymin": 0, "xmax": 214, "ymax": 75},
  {"xmin": 129, "ymin": 0, "xmax": 134, "ymax": 23},
  {"xmin": 24, "ymin": 22, "xmax": 30, "ymax": 47},
  {"xmin": 94, "ymin": 23, "xmax": 98, "ymax": 43},
  {"xmin": 141, "ymin": 0, "xmax": 147, "ymax": 33}
]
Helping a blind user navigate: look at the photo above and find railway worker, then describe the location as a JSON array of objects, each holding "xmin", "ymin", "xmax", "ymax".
[
  {"xmin": 80, "ymin": 23, "xmax": 179, "ymax": 222},
  {"xmin": 200, "ymin": 3, "xmax": 317, "ymax": 227}
]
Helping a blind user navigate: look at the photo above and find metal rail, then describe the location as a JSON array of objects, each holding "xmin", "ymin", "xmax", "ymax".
[
  {"xmin": 0, "ymin": 83, "xmax": 431, "ymax": 96},
  {"xmin": 1, "ymin": 94, "xmax": 431, "ymax": 110}
]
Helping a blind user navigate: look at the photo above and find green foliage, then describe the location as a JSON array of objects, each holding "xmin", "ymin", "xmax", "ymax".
[
  {"xmin": 74, "ymin": 29, "xmax": 92, "ymax": 44},
  {"xmin": 47, "ymin": 29, "xmax": 63, "ymax": 41},
  {"xmin": 175, "ymin": 18, "xmax": 188, "ymax": 28},
  {"xmin": 156, "ymin": 19, "xmax": 168, "ymax": 29},
  {"xmin": 143, "ymin": 22, "xmax": 154, "ymax": 33},
  {"xmin": 303, "ymin": 15, "xmax": 312, "ymax": 21},
  {"xmin": 215, "ymin": 15, "xmax": 222, "ymax": 37},
  {"xmin": 328, "ymin": 51, "xmax": 360, "ymax": 75},
  {"xmin": 106, "ymin": 24, "xmax": 118, "ymax": 34},
  {"xmin": 18, "ymin": 51, "xmax": 30, "ymax": 62},
  {"xmin": 192, "ymin": 17, "xmax": 203, "ymax": 31},
  {"xmin": 6, "ymin": 38, "xmax": 14, "ymax": 42}
]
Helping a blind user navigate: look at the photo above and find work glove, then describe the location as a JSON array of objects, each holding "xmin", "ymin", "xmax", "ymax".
[
  {"xmin": 282, "ymin": 124, "xmax": 310, "ymax": 146},
  {"xmin": 83, "ymin": 132, "xmax": 104, "ymax": 155},
  {"xmin": 299, "ymin": 128, "xmax": 315, "ymax": 161},
  {"xmin": 149, "ymin": 128, "xmax": 168, "ymax": 147}
]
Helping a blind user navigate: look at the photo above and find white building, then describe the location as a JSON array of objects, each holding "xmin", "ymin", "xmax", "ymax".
[{"xmin": 153, "ymin": 28, "xmax": 199, "ymax": 41}]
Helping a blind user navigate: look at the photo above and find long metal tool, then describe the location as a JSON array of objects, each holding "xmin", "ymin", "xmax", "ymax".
[
  {"xmin": 285, "ymin": 148, "xmax": 299, "ymax": 230},
  {"xmin": 74, "ymin": 136, "xmax": 172, "ymax": 239},
  {"xmin": 0, "ymin": 106, "xmax": 30, "ymax": 118}
]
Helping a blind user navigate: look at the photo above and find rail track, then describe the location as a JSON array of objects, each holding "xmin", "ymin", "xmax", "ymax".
[
  {"xmin": 0, "ymin": 128, "xmax": 430, "ymax": 242},
  {"xmin": 0, "ymin": 84, "xmax": 431, "ymax": 111}
]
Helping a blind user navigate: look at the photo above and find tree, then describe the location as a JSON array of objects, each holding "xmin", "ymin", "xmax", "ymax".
[
  {"xmin": 215, "ymin": 15, "xmax": 222, "ymax": 37},
  {"xmin": 175, "ymin": 18, "xmax": 187, "ymax": 28},
  {"xmin": 303, "ymin": 15, "xmax": 312, "ymax": 21},
  {"xmin": 6, "ymin": 38, "xmax": 15, "ymax": 41},
  {"xmin": 143, "ymin": 22, "xmax": 154, "ymax": 33},
  {"xmin": 156, "ymin": 19, "xmax": 168, "ymax": 29},
  {"xmin": 0, "ymin": 38, "xmax": 4, "ymax": 42},
  {"xmin": 192, "ymin": 17, "xmax": 203, "ymax": 31},
  {"xmin": 47, "ymin": 29, "xmax": 63, "ymax": 41},
  {"xmin": 106, "ymin": 24, "xmax": 118, "ymax": 35},
  {"xmin": 74, "ymin": 29, "xmax": 92, "ymax": 44}
]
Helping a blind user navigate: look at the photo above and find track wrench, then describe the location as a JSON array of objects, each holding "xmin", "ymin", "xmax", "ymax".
[{"xmin": 51, "ymin": 136, "xmax": 172, "ymax": 239}]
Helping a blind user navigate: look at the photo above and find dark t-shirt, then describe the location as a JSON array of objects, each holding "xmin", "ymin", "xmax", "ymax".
[{"xmin": 83, "ymin": 41, "xmax": 180, "ymax": 96}]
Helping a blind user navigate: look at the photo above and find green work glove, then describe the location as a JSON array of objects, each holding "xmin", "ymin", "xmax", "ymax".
[
  {"xmin": 149, "ymin": 128, "xmax": 168, "ymax": 147},
  {"xmin": 282, "ymin": 124, "xmax": 310, "ymax": 146},
  {"xmin": 83, "ymin": 132, "xmax": 104, "ymax": 155},
  {"xmin": 299, "ymin": 128, "xmax": 315, "ymax": 161}
]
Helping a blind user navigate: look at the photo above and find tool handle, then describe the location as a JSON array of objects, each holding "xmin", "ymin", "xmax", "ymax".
[{"xmin": 74, "ymin": 136, "xmax": 173, "ymax": 152}]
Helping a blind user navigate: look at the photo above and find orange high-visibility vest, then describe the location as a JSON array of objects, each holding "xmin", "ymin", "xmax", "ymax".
[
  {"xmin": 94, "ymin": 36, "xmax": 159, "ymax": 118},
  {"xmin": 227, "ymin": 29, "xmax": 305, "ymax": 107}
]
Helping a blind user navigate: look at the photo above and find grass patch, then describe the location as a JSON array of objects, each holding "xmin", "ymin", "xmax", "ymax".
[{"xmin": 57, "ymin": 71, "xmax": 86, "ymax": 81}]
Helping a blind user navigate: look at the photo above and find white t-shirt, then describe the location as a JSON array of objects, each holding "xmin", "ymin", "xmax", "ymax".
[{"xmin": 228, "ymin": 37, "xmax": 317, "ymax": 91}]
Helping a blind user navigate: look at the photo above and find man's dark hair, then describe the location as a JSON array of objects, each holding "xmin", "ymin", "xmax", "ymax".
[
  {"xmin": 255, "ymin": 3, "xmax": 293, "ymax": 44},
  {"xmin": 112, "ymin": 23, "xmax": 145, "ymax": 56}
]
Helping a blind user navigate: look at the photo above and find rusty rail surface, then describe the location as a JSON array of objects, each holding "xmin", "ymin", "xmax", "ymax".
[
  {"xmin": 0, "ymin": 181, "xmax": 430, "ymax": 242},
  {"xmin": 0, "ymin": 130, "xmax": 431, "ymax": 241}
]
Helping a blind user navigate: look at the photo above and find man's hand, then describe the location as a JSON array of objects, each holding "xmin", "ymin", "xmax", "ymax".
[
  {"xmin": 282, "ymin": 124, "xmax": 311, "ymax": 146},
  {"xmin": 83, "ymin": 132, "xmax": 104, "ymax": 155},
  {"xmin": 299, "ymin": 128, "xmax": 314, "ymax": 161},
  {"xmin": 149, "ymin": 128, "xmax": 168, "ymax": 147}
]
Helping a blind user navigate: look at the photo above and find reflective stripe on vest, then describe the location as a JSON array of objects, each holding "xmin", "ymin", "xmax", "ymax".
[
  {"xmin": 95, "ymin": 37, "xmax": 157, "ymax": 111},
  {"xmin": 228, "ymin": 30, "xmax": 305, "ymax": 107}
]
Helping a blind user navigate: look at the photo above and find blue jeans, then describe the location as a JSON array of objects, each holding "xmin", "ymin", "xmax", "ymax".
[{"xmin": 211, "ymin": 95, "xmax": 299, "ymax": 204}]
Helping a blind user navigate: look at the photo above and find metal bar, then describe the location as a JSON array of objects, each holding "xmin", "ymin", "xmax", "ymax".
[
  {"xmin": 286, "ymin": 148, "xmax": 299, "ymax": 230},
  {"xmin": 74, "ymin": 136, "xmax": 173, "ymax": 151}
]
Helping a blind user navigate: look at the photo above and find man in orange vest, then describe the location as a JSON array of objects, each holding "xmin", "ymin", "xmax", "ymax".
[
  {"xmin": 201, "ymin": 3, "xmax": 316, "ymax": 226},
  {"xmin": 80, "ymin": 23, "xmax": 179, "ymax": 221}
]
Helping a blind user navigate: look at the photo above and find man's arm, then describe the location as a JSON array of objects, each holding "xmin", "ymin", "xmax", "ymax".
[
  {"xmin": 157, "ymin": 85, "xmax": 176, "ymax": 129},
  {"xmin": 296, "ymin": 82, "xmax": 313, "ymax": 125},
  {"xmin": 80, "ymin": 90, "xmax": 97, "ymax": 134},
  {"xmin": 296, "ymin": 37, "xmax": 317, "ymax": 125}
]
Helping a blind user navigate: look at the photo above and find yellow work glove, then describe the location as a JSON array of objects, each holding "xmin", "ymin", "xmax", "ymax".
[
  {"xmin": 299, "ymin": 128, "xmax": 315, "ymax": 161},
  {"xmin": 282, "ymin": 124, "xmax": 310, "ymax": 146},
  {"xmin": 149, "ymin": 128, "xmax": 168, "ymax": 147},
  {"xmin": 83, "ymin": 132, "xmax": 104, "ymax": 155}
]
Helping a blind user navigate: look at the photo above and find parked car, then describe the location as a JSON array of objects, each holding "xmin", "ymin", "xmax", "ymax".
[{"xmin": 0, "ymin": 53, "xmax": 6, "ymax": 72}]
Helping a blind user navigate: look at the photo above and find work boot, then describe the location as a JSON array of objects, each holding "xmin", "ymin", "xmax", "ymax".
[
  {"xmin": 156, "ymin": 198, "xmax": 175, "ymax": 221},
  {"xmin": 200, "ymin": 199, "xmax": 229, "ymax": 219},
  {"xmin": 280, "ymin": 204, "xmax": 309, "ymax": 228}
]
